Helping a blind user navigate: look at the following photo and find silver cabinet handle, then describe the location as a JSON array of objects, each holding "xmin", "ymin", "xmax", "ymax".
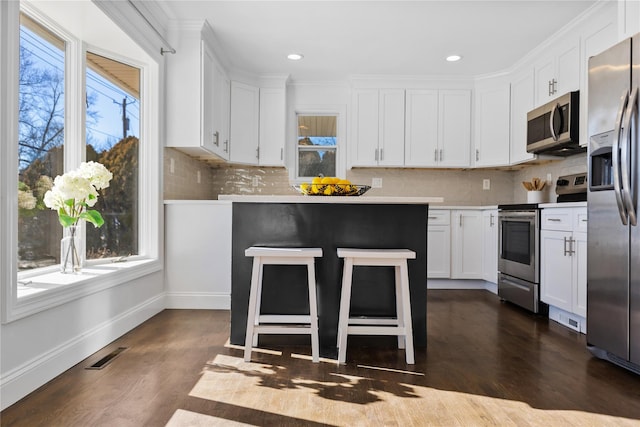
[
  {"xmin": 223, "ymin": 140, "xmax": 228, "ymax": 153},
  {"xmin": 459, "ymin": 214, "xmax": 463, "ymax": 227},
  {"xmin": 380, "ymin": 148, "xmax": 384, "ymax": 161},
  {"xmin": 256, "ymin": 146, "xmax": 260, "ymax": 159},
  {"xmin": 569, "ymin": 237, "xmax": 575, "ymax": 255},
  {"xmin": 476, "ymin": 149, "xmax": 479, "ymax": 162},
  {"xmin": 581, "ymin": 218, "xmax": 588, "ymax": 222},
  {"xmin": 375, "ymin": 148, "xmax": 379, "ymax": 162},
  {"xmin": 490, "ymin": 213, "xmax": 494, "ymax": 227},
  {"xmin": 547, "ymin": 218, "xmax": 562, "ymax": 222},
  {"xmin": 439, "ymin": 149, "xmax": 443, "ymax": 162},
  {"xmin": 428, "ymin": 216, "xmax": 438, "ymax": 220},
  {"xmin": 280, "ymin": 147, "xmax": 283, "ymax": 161},
  {"xmin": 434, "ymin": 149, "xmax": 438, "ymax": 162},
  {"xmin": 552, "ymin": 78, "xmax": 557, "ymax": 95},
  {"xmin": 213, "ymin": 131, "xmax": 220, "ymax": 146}
]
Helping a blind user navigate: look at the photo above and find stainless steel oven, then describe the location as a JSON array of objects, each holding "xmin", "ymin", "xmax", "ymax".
[{"xmin": 498, "ymin": 206, "xmax": 541, "ymax": 313}]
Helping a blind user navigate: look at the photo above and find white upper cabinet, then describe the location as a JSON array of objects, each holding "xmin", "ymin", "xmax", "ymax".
[
  {"xmin": 405, "ymin": 90, "xmax": 438, "ymax": 166},
  {"xmin": 258, "ymin": 87, "xmax": 286, "ymax": 166},
  {"xmin": 166, "ymin": 22, "xmax": 230, "ymax": 159},
  {"xmin": 229, "ymin": 81, "xmax": 260, "ymax": 164},
  {"xmin": 405, "ymin": 89, "xmax": 471, "ymax": 167},
  {"xmin": 378, "ymin": 89, "xmax": 406, "ymax": 166},
  {"xmin": 534, "ymin": 37, "xmax": 580, "ymax": 107},
  {"xmin": 618, "ymin": 0, "xmax": 640, "ymax": 40},
  {"xmin": 509, "ymin": 69, "xmax": 536, "ymax": 164},
  {"xmin": 438, "ymin": 90, "xmax": 472, "ymax": 167},
  {"xmin": 474, "ymin": 81, "xmax": 510, "ymax": 167},
  {"xmin": 351, "ymin": 89, "xmax": 404, "ymax": 167}
]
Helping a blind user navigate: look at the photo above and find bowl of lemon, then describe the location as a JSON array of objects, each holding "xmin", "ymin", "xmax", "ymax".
[{"xmin": 294, "ymin": 176, "xmax": 370, "ymax": 196}]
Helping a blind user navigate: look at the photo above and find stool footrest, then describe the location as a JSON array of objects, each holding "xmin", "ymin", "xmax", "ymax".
[
  {"xmin": 258, "ymin": 315, "xmax": 311, "ymax": 324},
  {"xmin": 346, "ymin": 325, "xmax": 407, "ymax": 335},
  {"xmin": 347, "ymin": 317, "xmax": 398, "ymax": 325},
  {"xmin": 254, "ymin": 325, "xmax": 315, "ymax": 335}
]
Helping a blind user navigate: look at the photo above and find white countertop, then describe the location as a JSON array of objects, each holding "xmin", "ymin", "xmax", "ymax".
[
  {"xmin": 539, "ymin": 201, "xmax": 587, "ymax": 208},
  {"xmin": 165, "ymin": 200, "xmax": 232, "ymax": 205},
  {"xmin": 218, "ymin": 195, "xmax": 444, "ymax": 204}
]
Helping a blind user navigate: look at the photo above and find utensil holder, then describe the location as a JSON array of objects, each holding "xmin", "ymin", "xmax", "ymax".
[{"xmin": 527, "ymin": 191, "xmax": 545, "ymax": 204}]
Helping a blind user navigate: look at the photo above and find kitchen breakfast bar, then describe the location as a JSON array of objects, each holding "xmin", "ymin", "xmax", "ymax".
[{"xmin": 219, "ymin": 195, "xmax": 443, "ymax": 358}]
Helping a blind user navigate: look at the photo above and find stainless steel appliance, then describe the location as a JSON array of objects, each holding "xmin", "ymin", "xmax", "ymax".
[
  {"xmin": 587, "ymin": 33, "xmax": 640, "ymax": 374},
  {"xmin": 498, "ymin": 205, "xmax": 541, "ymax": 313},
  {"xmin": 527, "ymin": 91, "xmax": 584, "ymax": 156},
  {"xmin": 555, "ymin": 172, "xmax": 588, "ymax": 202}
]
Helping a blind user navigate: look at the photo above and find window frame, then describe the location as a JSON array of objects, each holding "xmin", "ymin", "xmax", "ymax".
[
  {"xmin": 2, "ymin": 1, "xmax": 162, "ymax": 323},
  {"xmin": 290, "ymin": 106, "xmax": 346, "ymax": 183}
]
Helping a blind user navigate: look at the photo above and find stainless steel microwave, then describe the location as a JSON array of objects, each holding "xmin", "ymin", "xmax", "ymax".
[{"xmin": 526, "ymin": 91, "xmax": 583, "ymax": 156}]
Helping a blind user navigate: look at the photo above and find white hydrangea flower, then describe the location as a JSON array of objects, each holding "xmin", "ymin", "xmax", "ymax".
[
  {"xmin": 43, "ymin": 187, "xmax": 64, "ymax": 210},
  {"xmin": 78, "ymin": 161, "xmax": 112, "ymax": 190},
  {"xmin": 54, "ymin": 171, "xmax": 94, "ymax": 202}
]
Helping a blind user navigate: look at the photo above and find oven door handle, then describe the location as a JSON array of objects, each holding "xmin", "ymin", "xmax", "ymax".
[{"xmin": 500, "ymin": 277, "xmax": 531, "ymax": 292}]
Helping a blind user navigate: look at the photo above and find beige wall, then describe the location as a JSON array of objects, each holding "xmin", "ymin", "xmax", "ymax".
[{"xmin": 164, "ymin": 148, "xmax": 588, "ymax": 206}]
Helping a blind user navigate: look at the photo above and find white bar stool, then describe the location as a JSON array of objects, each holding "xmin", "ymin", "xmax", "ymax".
[
  {"xmin": 336, "ymin": 248, "xmax": 416, "ymax": 365},
  {"xmin": 244, "ymin": 246, "xmax": 323, "ymax": 363}
]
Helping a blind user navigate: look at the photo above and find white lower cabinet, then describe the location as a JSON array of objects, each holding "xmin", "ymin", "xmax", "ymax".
[
  {"xmin": 540, "ymin": 207, "xmax": 587, "ymax": 331},
  {"xmin": 427, "ymin": 210, "xmax": 451, "ymax": 278},
  {"xmin": 482, "ymin": 209, "xmax": 498, "ymax": 284},
  {"xmin": 451, "ymin": 210, "xmax": 483, "ymax": 279}
]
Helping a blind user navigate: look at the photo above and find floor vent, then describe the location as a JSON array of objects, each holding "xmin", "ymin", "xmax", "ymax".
[{"xmin": 86, "ymin": 347, "xmax": 128, "ymax": 370}]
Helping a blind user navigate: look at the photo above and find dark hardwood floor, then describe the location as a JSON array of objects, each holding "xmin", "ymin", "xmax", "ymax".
[{"xmin": 2, "ymin": 290, "xmax": 640, "ymax": 426}]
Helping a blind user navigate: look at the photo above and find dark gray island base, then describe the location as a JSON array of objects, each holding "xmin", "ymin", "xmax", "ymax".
[{"xmin": 227, "ymin": 198, "xmax": 433, "ymax": 359}]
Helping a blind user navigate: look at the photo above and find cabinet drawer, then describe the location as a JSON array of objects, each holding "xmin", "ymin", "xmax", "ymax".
[
  {"xmin": 428, "ymin": 210, "xmax": 450, "ymax": 226},
  {"xmin": 541, "ymin": 208, "xmax": 573, "ymax": 231},
  {"xmin": 574, "ymin": 208, "xmax": 588, "ymax": 231}
]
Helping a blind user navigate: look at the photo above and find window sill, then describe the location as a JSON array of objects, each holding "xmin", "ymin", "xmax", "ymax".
[{"xmin": 7, "ymin": 258, "xmax": 161, "ymax": 323}]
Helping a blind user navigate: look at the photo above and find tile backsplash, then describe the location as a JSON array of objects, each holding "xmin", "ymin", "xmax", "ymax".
[{"xmin": 164, "ymin": 148, "xmax": 589, "ymax": 206}]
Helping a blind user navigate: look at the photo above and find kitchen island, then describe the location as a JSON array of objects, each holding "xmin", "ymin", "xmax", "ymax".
[{"xmin": 219, "ymin": 195, "xmax": 443, "ymax": 358}]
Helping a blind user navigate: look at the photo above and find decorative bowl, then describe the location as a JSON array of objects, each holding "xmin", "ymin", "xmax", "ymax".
[{"xmin": 293, "ymin": 184, "xmax": 371, "ymax": 197}]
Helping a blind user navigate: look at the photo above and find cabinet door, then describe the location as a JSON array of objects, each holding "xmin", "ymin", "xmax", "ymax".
[
  {"xmin": 534, "ymin": 58, "xmax": 555, "ymax": 107},
  {"xmin": 427, "ymin": 225, "xmax": 451, "ymax": 279},
  {"xmin": 351, "ymin": 89, "xmax": 379, "ymax": 166},
  {"xmin": 482, "ymin": 210, "xmax": 498, "ymax": 284},
  {"xmin": 211, "ymin": 57, "xmax": 230, "ymax": 160},
  {"xmin": 439, "ymin": 90, "xmax": 471, "ymax": 167},
  {"xmin": 475, "ymin": 85, "xmax": 510, "ymax": 167},
  {"xmin": 573, "ymin": 231, "xmax": 588, "ymax": 318},
  {"xmin": 540, "ymin": 229, "xmax": 573, "ymax": 311},
  {"xmin": 451, "ymin": 210, "xmax": 483, "ymax": 279},
  {"xmin": 229, "ymin": 81, "xmax": 260, "ymax": 164},
  {"xmin": 405, "ymin": 89, "xmax": 438, "ymax": 167},
  {"xmin": 258, "ymin": 87, "xmax": 285, "ymax": 166},
  {"xmin": 201, "ymin": 41, "xmax": 216, "ymax": 153},
  {"xmin": 378, "ymin": 89, "xmax": 405, "ymax": 166},
  {"xmin": 510, "ymin": 69, "xmax": 536, "ymax": 164},
  {"xmin": 556, "ymin": 41, "xmax": 580, "ymax": 95}
]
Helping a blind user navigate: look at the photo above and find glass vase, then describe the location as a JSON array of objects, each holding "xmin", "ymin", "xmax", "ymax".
[{"xmin": 60, "ymin": 225, "xmax": 82, "ymax": 274}]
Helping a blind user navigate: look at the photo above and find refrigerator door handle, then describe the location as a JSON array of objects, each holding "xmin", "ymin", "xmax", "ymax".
[
  {"xmin": 613, "ymin": 89, "xmax": 630, "ymax": 226},
  {"xmin": 621, "ymin": 86, "xmax": 638, "ymax": 226}
]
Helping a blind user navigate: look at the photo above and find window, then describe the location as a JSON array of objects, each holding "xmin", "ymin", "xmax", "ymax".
[
  {"xmin": 3, "ymin": 0, "xmax": 161, "ymax": 322},
  {"xmin": 85, "ymin": 52, "xmax": 140, "ymax": 260},
  {"xmin": 296, "ymin": 115, "xmax": 337, "ymax": 179},
  {"xmin": 17, "ymin": 13, "xmax": 65, "ymax": 271}
]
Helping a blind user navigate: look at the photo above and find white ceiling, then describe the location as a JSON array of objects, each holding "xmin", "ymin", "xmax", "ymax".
[{"xmin": 158, "ymin": 0, "xmax": 598, "ymax": 81}]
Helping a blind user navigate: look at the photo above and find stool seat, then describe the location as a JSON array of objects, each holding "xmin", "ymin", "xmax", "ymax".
[
  {"xmin": 337, "ymin": 248, "xmax": 416, "ymax": 365},
  {"xmin": 244, "ymin": 246, "xmax": 322, "ymax": 363}
]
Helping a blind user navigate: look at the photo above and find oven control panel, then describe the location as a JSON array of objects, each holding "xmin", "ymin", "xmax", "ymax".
[{"xmin": 556, "ymin": 173, "xmax": 588, "ymax": 196}]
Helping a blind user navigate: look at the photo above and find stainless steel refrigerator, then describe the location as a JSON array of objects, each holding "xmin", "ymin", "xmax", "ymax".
[{"xmin": 587, "ymin": 33, "xmax": 640, "ymax": 374}]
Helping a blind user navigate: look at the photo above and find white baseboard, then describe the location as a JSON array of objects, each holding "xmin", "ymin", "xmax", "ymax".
[
  {"xmin": 0, "ymin": 294, "xmax": 164, "ymax": 411},
  {"xmin": 164, "ymin": 292, "xmax": 230, "ymax": 310}
]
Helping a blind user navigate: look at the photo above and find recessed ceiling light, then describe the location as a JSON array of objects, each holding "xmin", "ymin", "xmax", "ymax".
[
  {"xmin": 446, "ymin": 55, "xmax": 462, "ymax": 62},
  {"xmin": 287, "ymin": 53, "xmax": 304, "ymax": 61}
]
